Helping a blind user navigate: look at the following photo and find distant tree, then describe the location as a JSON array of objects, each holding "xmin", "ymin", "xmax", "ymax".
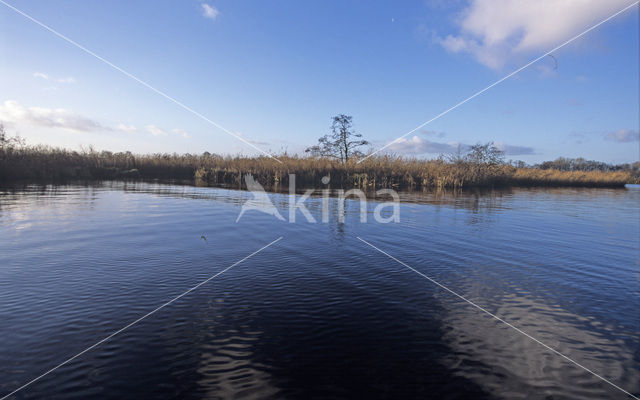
[
  {"xmin": 306, "ymin": 114, "xmax": 368, "ymax": 163},
  {"xmin": 511, "ymin": 160, "xmax": 527, "ymax": 168},
  {"xmin": 0, "ymin": 123, "xmax": 25, "ymax": 149},
  {"xmin": 0, "ymin": 123, "xmax": 7, "ymax": 145},
  {"xmin": 537, "ymin": 157, "xmax": 617, "ymax": 172},
  {"xmin": 465, "ymin": 142, "xmax": 504, "ymax": 165}
]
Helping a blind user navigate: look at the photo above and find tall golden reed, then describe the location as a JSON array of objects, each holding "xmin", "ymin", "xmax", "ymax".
[{"xmin": 0, "ymin": 146, "xmax": 634, "ymax": 188}]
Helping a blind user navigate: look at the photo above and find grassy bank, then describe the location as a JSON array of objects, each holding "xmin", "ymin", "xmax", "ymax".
[{"xmin": 0, "ymin": 145, "xmax": 636, "ymax": 189}]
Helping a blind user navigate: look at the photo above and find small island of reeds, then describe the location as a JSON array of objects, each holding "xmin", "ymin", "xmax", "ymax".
[{"xmin": 1, "ymin": 144, "xmax": 637, "ymax": 189}]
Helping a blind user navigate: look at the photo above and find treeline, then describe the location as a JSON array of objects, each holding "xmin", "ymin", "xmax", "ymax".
[
  {"xmin": 0, "ymin": 144, "xmax": 636, "ymax": 189},
  {"xmin": 535, "ymin": 157, "xmax": 640, "ymax": 173}
]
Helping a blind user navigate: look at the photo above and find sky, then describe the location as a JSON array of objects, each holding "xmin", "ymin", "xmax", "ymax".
[{"xmin": 0, "ymin": 0, "xmax": 638, "ymax": 164}]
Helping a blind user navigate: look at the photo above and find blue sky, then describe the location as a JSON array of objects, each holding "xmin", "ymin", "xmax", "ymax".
[{"xmin": 0, "ymin": 0, "xmax": 638, "ymax": 163}]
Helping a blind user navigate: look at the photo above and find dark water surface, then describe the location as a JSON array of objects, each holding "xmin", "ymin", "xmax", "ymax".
[{"xmin": 0, "ymin": 182, "xmax": 638, "ymax": 399}]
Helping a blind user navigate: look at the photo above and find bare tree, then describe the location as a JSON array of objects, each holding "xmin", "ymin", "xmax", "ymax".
[
  {"xmin": 0, "ymin": 123, "xmax": 25, "ymax": 149},
  {"xmin": 465, "ymin": 142, "xmax": 504, "ymax": 165},
  {"xmin": 305, "ymin": 114, "xmax": 368, "ymax": 163},
  {"xmin": 0, "ymin": 123, "xmax": 6, "ymax": 144}
]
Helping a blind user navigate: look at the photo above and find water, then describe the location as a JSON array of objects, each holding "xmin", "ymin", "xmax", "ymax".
[{"xmin": 0, "ymin": 182, "xmax": 638, "ymax": 399}]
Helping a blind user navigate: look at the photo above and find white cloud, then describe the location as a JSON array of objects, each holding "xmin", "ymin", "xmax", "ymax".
[
  {"xmin": 145, "ymin": 125, "xmax": 190, "ymax": 138},
  {"xmin": 0, "ymin": 100, "xmax": 188, "ymax": 140},
  {"xmin": 0, "ymin": 100, "xmax": 102, "ymax": 132},
  {"xmin": 492, "ymin": 141, "xmax": 535, "ymax": 155},
  {"xmin": 388, "ymin": 136, "xmax": 534, "ymax": 156},
  {"xmin": 421, "ymin": 130, "xmax": 447, "ymax": 139},
  {"xmin": 438, "ymin": 0, "xmax": 633, "ymax": 69},
  {"xmin": 116, "ymin": 123, "xmax": 138, "ymax": 134},
  {"xmin": 145, "ymin": 125, "xmax": 167, "ymax": 136},
  {"xmin": 388, "ymin": 135, "xmax": 466, "ymax": 155},
  {"xmin": 201, "ymin": 3, "xmax": 219, "ymax": 20},
  {"xmin": 605, "ymin": 129, "xmax": 639, "ymax": 143},
  {"xmin": 32, "ymin": 72, "xmax": 75, "ymax": 83}
]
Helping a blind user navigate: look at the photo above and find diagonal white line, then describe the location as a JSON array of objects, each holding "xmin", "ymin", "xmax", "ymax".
[
  {"xmin": 358, "ymin": 1, "xmax": 640, "ymax": 163},
  {"xmin": 0, "ymin": 0, "xmax": 282, "ymax": 163},
  {"xmin": 356, "ymin": 236, "xmax": 639, "ymax": 400},
  {"xmin": 0, "ymin": 236, "xmax": 284, "ymax": 400}
]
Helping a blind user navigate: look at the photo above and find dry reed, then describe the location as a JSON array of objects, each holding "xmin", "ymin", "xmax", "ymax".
[{"xmin": 0, "ymin": 146, "xmax": 635, "ymax": 188}]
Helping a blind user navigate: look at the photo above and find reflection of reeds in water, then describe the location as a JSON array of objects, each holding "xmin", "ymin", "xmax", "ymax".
[{"xmin": 0, "ymin": 147, "xmax": 634, "ymax": 188}]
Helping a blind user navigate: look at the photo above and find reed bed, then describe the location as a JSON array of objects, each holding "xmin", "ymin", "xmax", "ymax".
[
  {"xmin": 510, "ymin": 168, "xmax": 633, "ymax": 187},
  {"xmin": 0, "ymin": 145, "xmax": 636, "ymax": 188}
]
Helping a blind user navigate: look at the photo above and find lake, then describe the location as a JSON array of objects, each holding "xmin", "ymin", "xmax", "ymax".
[{"xmin": 0, "ymin": 182, "xmax": 638, "ymax": 399}]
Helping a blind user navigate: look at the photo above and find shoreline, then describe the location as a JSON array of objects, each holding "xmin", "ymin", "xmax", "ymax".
[{"xmin": 0, "ymin": 148, "xmax": 636, "ymax": 189}]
